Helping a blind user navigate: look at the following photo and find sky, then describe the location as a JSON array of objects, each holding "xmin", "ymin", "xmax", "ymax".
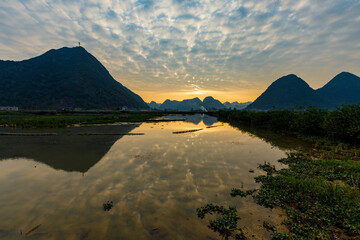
[{"xmin": 0, "ymin": 0, "xmax": 359, "ymax": 103}]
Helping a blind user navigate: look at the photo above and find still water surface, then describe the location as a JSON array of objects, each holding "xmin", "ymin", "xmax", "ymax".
[{"xmin": 0, "ymin": 115, "xmax": 291, "ymax": 239}]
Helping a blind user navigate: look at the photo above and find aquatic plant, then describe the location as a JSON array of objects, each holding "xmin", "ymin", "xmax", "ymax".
[
  {"xmin": 230, "ymin": 188, "xmax": 257, "ymax": 197},
  {"xmin": 263, "ymin": 221, "xmax": 277, "ymax": 232},
  {"xmin": 255, "ymin": 155, "xmax": 360, "ymax": 238},
  {"xmin": 196, "ymin": 204, "xmax": 246, "ymax": 240},
  {"xmin": 258, "ymin": 162, "xmax": 277, "ymax": 175},
  {"xmin": 103, "ymin": 201, "xmax": 113, "ymax": 211},
  {"xmin": 271, "ymin": 232, "xmax": 289, "ymax": 240}
]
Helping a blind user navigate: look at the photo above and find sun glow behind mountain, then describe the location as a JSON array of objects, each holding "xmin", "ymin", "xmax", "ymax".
[{"xmin": 0, "ymin": 0, "xmax": 359, "ymax": 102}]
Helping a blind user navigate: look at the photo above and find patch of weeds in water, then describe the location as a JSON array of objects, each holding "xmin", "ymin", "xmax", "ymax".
[
  {"xmin": 255, "ymin": 154, "xmax": 360, "ymax": 239},
  {"xmin": 279, "ymin": 152, "xmax": 360, "ymax": 189},
  {"xmin": 271, "ymin": 232, "xmax": 289, "ymax": 240},
  {"xmin": 249, "ymin": 169, "xmax": 254, "ymax": 173},
  {"xmin": 263, "ymin": 221, "xmax": 277, "ymax": 232},
  {"xmin": 230, "ymin": 188, "xmax": 257, "ymax": 197},
  {"xmin": 196, "ymin": 203, "xmax": 246, "ymax": 240},
  {"xmin": 258, "ymin": 162, "xmax": 277, "ymax": 175},
  {"xmin": 103, "ymin": 201, "xmax": 113, "ymax": 211}
]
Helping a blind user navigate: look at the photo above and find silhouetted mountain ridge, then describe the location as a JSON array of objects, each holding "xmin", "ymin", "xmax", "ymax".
[
  {"xmin": 317, "ymin": 72, "xmax": 360, "ymax": 108},
  {"xmin": 148, "ymin": 97, "xmax": 253, "ymax": 111},
  {"xmin": 224, "ymin": 101, "xmax": 252, "ymax": 110},
  {"xmin": 0, "ymin": 47, "xmax": 149, "ymax": 110},
  {"xmin": 247, "ymin": 72, "xmax": 360, "ymax": 110},
  {"xmin": 148, "ymin": 96, "xmax": 228, "ymax": 111}
]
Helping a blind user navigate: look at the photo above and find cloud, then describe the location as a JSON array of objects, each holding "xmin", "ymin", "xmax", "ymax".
[{"xmin": 0, "ymin": 0, "xmax": 359, "ymax": 101}]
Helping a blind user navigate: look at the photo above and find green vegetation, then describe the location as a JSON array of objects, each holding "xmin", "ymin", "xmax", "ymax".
[
  {"xmin": 258, "ymin": 162, "xmax": 277, "ymax": 175},
  {"xmin": 103, "ymin": 201, "xmax": 113, "ymax": 211},
  {"xmin": 230, "ymin": 188, "xmax": 257, "ymax": 197},
  {"xmin": 263, "ymin": 221, "xmax": 277, "ymax": 232},
  {"xmin": 196, "ymin": 204, "xmax": 246, "ymax": 240},
  {"xmin": 219, "ymin": 104, "xmax": 360, "ymax": 143},
  {"xmin": 255, "ymin": 153, "xmax": 360, "ymax": 239},
  {"xmin": 0, "ymin": 111, "xmax": 163, "ymax": 128},
  {"xmin": 200, "ymin": 106, "xmax": 360, "ymax": 239},
  {"xmin": 201, "ymin": 153, "xmax": 360, "ymax": 239},
  {"xmin": 271, "ymin": 232, "xmax": 289, "ymax": 240}
]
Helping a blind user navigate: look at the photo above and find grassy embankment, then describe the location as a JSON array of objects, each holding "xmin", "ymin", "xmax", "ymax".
[
  {"xmin": 0, "ymin": 111, "xmax": 165, "ymax": 128},
  {"xmin": 198, "ymin": 105, "xmax": 360, "ymax": 239}
]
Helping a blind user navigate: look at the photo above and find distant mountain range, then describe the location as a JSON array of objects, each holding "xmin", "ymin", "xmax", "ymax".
[
  {"xmin": 247, "ymin": 72, "xmax": 360, "ymax": 110},
  {"xmin": 224, "ymin": 101, "xmax": 253, "ymax": 110},
  {"xmin": 2, "ymin": 46, "xmax": 356, "ymax": 111},
  {"xmin": 0, "ymin": 47, "xmax": 149, "ymax": 110},
  {"xmin": 148, "ymin": 96, "xmax": 252, "ymax": 111}
]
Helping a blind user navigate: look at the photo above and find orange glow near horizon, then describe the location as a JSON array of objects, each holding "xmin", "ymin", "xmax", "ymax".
[{"xmin": 136, "ymin": 89, "xmax": 261, "ymax": 103}]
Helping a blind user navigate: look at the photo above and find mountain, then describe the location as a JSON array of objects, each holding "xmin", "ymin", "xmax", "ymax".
[
  {"xmin": 202, "ymin": 96, "xmax": 226, "ymax": 110},
  {"xmin": 177, "ymin": 97, "xmax": 204, "ymax": 111},
  {"xmin": 148, "ymin": 101, "xmax": 161, "ymax": 109},
  {"xmin": 152, "ymin": 96, "xmax": 226, "ymax": 111},
  {"xmin": 0, "ymin": 47, "xmax": 149, "ymax": 110},
  {"xmin": 224, "ymin": 101, "xmax": 252, "ymax": 110},
  {"xmin": 160, "ymin": 99, "xmax": 180, "ymax": 110},
  {"xmin": 316, "ymin": 72, "xmax": 360, "ymax": 107},
  {"xmin": 247, "ymin": 74, "xmax": 327, "ymax": 110}
]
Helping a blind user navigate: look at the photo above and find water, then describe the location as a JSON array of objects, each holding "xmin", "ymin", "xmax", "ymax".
[{"xmin": 0, "ymin": 116, "xmax": 293, "ymax": 239}]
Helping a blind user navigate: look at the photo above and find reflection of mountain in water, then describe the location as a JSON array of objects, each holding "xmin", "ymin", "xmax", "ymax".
[
  {"xmin": 202, "ymin": 115, "xmax": 219, "ymax": 126},
  {"xmin": 163, "ymin": 114, "xmax": 218, "ymax": 126},
  {"xmin": 0, "ymin": 124, "xmax": 138, "ymax": 172},
  {"xmin": 184, "ymin": 114, "xmax": 218, "ymax": 126}
]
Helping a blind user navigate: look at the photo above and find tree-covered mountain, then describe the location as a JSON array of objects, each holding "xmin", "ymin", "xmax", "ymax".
[
  {"xmin": 247, "ymin": 73, "xmax": 360, "ymax": 110},
  {"xmin": 0, "ymin": 47, "xmax": 149, "ymax": 110},
  {"xmin": 317, "ymin": 72, "xmax": 360, "ymax": 108}
]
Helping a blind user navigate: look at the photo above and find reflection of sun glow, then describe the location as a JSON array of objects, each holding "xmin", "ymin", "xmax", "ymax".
[{"xmin": 0, "ymin": 120, "xmax": 288, "ymax": 239}]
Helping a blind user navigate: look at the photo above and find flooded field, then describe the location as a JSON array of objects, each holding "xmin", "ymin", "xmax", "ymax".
[{"xmin": 0, "ymin": 115, "xmax": 296, "ymax": 239}]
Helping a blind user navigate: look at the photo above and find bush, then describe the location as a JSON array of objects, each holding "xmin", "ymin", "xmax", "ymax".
[
  {"xmin": 219, "ymin": 104, "xmax": 360, "ymax": 143},
  {"xmin": 322, "ymin": 104, "xmax": 360, "ymax": 142}
]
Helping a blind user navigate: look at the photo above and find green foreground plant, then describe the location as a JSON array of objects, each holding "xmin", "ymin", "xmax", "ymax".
[
  {"xmin": 255, "ymin": 153, "xmax": 360, "ymax": 239},
  {"xmin": 196, "ymin": 204, "xmax": 246, "ymax": 240}
]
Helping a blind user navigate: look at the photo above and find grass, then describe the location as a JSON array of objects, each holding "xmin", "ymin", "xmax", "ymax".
[
  {"xmin": 255, "ymin": 153, "xmax": 360, "ymax": 239},
  {"xmin": 0, "ymin": 111, "xmax": 164, "ymax": 128}
]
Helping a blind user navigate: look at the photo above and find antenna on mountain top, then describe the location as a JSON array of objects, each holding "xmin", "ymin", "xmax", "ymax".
[{"xmin": 78, "ymin": 42, "xmax": 81, "ymax": 47}]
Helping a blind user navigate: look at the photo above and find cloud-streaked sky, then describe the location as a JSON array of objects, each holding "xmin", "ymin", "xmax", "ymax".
[{"xmin": 1, "ymin": 0, "xmax": 359, "ymax": 102}]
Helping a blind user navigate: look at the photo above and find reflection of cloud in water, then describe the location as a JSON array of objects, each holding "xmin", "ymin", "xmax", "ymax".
[{"xmin": 0, "ymin": 121, "xmax": 287, "ymax": 239}]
